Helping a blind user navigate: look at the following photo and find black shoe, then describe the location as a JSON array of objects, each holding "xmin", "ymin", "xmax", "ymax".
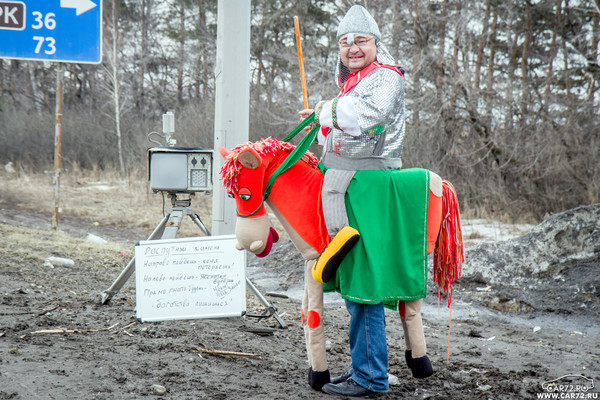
[
  {"xmin": 330, "ymin": 370, "xmax": 352, "ymax": 384},
  {"xmin": 410, "ymin": 355, "xmax": 434, "ymax": 379},
  {"xmin": 322, "ymin": 379, "xmax": 376, "ymax": 397}
]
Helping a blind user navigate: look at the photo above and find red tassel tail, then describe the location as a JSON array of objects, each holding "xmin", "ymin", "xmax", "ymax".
[{"xmin": 433, "ymin": 180, "xmax": 464, "ymax": 308}]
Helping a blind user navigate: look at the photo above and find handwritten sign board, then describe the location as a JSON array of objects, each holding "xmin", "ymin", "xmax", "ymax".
[{"xmin": 134, "ymin": 235, "xmax": 246, "ymax": 322}]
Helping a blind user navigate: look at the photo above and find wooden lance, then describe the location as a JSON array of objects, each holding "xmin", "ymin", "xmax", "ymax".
[{"xmin": 293, "ymin": 16, "xmax": 309, "ymax": 109}]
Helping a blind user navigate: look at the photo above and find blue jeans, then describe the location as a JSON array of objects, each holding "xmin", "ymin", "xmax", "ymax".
[{"xmin": 345, "ymin": 299, "xmax": 389, "ymax": 393}]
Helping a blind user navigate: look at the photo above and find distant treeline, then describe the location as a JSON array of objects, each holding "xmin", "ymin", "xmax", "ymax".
[{"xmin": 0, "ymin": 0, "xmax": 598, "ymax": 220}]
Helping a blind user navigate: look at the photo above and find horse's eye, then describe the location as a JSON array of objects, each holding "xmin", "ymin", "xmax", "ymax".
[
  {"xmin": 238, "ymin": 187, "xmax": 251, "ymax": 201},
  {"xmin": 227, "ymin": 192, "xmax": 234, "ymax": 198}
]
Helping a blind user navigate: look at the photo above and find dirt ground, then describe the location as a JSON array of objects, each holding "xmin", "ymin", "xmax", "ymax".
[{"xmin": 1, "ymin": 202, "xmax": 599, "ymax": 400}]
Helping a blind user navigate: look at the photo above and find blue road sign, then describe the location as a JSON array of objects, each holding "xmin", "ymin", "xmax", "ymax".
[{"xmin": 0, "ymin": 0, "xmax": 102, "ymax": 64}]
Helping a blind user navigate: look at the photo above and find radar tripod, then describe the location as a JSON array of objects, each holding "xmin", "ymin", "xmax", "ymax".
[{"xmin": 100, "ymin": 192, "xmax": 287, "ymax": 328}]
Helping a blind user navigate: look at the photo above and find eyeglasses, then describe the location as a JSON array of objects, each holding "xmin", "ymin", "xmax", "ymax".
[{"xmin": 338, "ymin": 37, "xmax": 373, "ymax": 48}]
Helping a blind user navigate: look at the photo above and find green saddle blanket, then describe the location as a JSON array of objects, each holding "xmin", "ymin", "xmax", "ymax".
[{"xmin": 323, "ymin": 168, "xmax": 430, "ymax": 309}]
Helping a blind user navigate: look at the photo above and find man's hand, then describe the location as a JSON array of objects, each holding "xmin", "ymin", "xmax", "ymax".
[
  {"xmin": 298, "ymin": 108, "xmax": 314, "ymax": 119},
  {"xmin": 299, "ymin": 108, "xmax": 315, "ymax": 131}
]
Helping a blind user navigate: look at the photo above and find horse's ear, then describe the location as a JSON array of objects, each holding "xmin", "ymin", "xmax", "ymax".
[
  {"xmin": 218, "ymin": 147, "xmax": 230, "ymax": 159},
  {"xmin": 239, "ymin": 148, "xmax": 261, "ymax": 169}
]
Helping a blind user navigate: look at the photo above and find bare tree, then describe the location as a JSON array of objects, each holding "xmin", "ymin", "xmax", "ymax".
[
  {"xmin": 436, "ymin": 0, "xmax": 448, "ymax": 92},
  {"xmin": 28, "ymin": 65, "xmax": 43, "ymax": 116},
  {"xmin": 545, "ymin": 0, "xmax": 562, "ymax": 106},
  {"xmin": 485, "ymin": 4, "xmax": 497, "ymax": 120},
  {"xmin": 520, "ymin": 3, "xmax": 532, "ymax": 118},
  {"xmin": 561, "ymin": 0, "xmax": 571, "ymax": 101},
  {"xmin": 101, "ymin": 0, "xmax": 125, "ymax": 176},
  {"xmin": 176, "ymin": 1, "xmax": 186, "ymax": 105},
  {"xmin": 474, "ymin": 0, "xmax": 491, "ymax": 95},
  {"xmin": 139, "ymin": 0, "xmax": 151, "ymax": 114},
  {"xmin": 449, "ymin": 2, "xmax": 462, "ymax": 110}
]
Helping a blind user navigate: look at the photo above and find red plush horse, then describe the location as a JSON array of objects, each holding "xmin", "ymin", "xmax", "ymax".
[{"xmin": 219, "ymin": 137, "xmax": 463, "ymax": 390}]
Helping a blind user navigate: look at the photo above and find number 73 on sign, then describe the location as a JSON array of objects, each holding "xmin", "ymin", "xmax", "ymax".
[{"xmin": 0, "ymin": 0, "xmax": 102, "ymax": 64}]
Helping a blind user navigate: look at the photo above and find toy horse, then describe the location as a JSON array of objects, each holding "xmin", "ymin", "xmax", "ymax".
[{"xmin": 219, "ymin": 137, "xmax": 463, "ymax": 390}]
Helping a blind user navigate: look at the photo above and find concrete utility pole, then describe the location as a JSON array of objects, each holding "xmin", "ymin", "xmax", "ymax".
[{"xmin": 211, "ymin": 0, "xmax": 251, "ymax": 235}]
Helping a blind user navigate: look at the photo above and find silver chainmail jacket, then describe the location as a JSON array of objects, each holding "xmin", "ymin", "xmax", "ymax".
[
  {"xmin": 321, "ymin": 42, "xmax": 406, "ymax": 236},
  {"xmin": 325, "ymin": 42, "xmax": 405, "ymax": 163}
]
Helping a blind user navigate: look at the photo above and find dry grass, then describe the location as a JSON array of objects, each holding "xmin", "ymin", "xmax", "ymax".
[
  {"xmin": 1, "ymin": 222, "xmax": 132, "ymax": 267},
  {"xmin": 0, "ymin": 166, "xmax": 213, "ymax": 238}
]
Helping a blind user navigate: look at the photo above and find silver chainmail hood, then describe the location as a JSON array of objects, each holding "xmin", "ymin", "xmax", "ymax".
[
  {"xmin": 336, "ymin": 5, "xmax": 381, "ymax": 41},
  {"xmin": 334, "ymin": 4, "xmax": 396, "ymax": 87}
]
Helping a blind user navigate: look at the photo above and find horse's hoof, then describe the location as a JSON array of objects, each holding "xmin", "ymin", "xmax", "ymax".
[
  {"xmin": 308, "ymin": 367, "xmax": 331, "ymax": 391},
  {"xmin": 410, "ymin": 355, "xmax": 434, "ymax": 379},
  {"xmin": 312, "ymin": 226, "xmax": 360, "ymax": 283},
  {"xmin": 405, "ymin": 350, "xmax": 412, "ymax": 369}
]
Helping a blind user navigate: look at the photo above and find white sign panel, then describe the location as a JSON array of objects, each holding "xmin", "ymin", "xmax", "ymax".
[{"xmin": 134, "ymin": 235, "xmax": 246, "ymax": 322}]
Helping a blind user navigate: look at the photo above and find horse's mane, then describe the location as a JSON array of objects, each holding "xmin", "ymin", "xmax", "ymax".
[{"xmin": 220, "ymin": 137, "xmax": 320, "ymax": 192}]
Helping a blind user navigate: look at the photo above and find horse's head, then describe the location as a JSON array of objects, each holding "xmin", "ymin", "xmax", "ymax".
[
  {"xmin": 219, "ymin": 138, "xmax": 321, "ymax": 258},
  {"xmin": 218, "ymin": 141, "xmax": 280, "ymax": 257}
]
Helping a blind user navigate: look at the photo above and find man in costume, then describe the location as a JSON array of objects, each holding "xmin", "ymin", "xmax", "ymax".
[{"xmin": 299, "ymin": 5, "xmax": 435, "ymax": 397}]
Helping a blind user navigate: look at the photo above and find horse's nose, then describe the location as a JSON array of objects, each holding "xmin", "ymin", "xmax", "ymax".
[
  {"xmin": 235, "ymin": 213, "xmax": 274, "ymax": 255},
  {"xmin": 249, "ymin": 240, "xmax": 265, "ymax": 252}
]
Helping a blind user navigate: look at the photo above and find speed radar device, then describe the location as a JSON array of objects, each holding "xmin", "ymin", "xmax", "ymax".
[
  {"xmin": 147, "ymin": 112, "xmax": 213, "ymax": 193},
  {"xmin": 148, "ymin": 147, "xmax": 213, "ymax": 193}
]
